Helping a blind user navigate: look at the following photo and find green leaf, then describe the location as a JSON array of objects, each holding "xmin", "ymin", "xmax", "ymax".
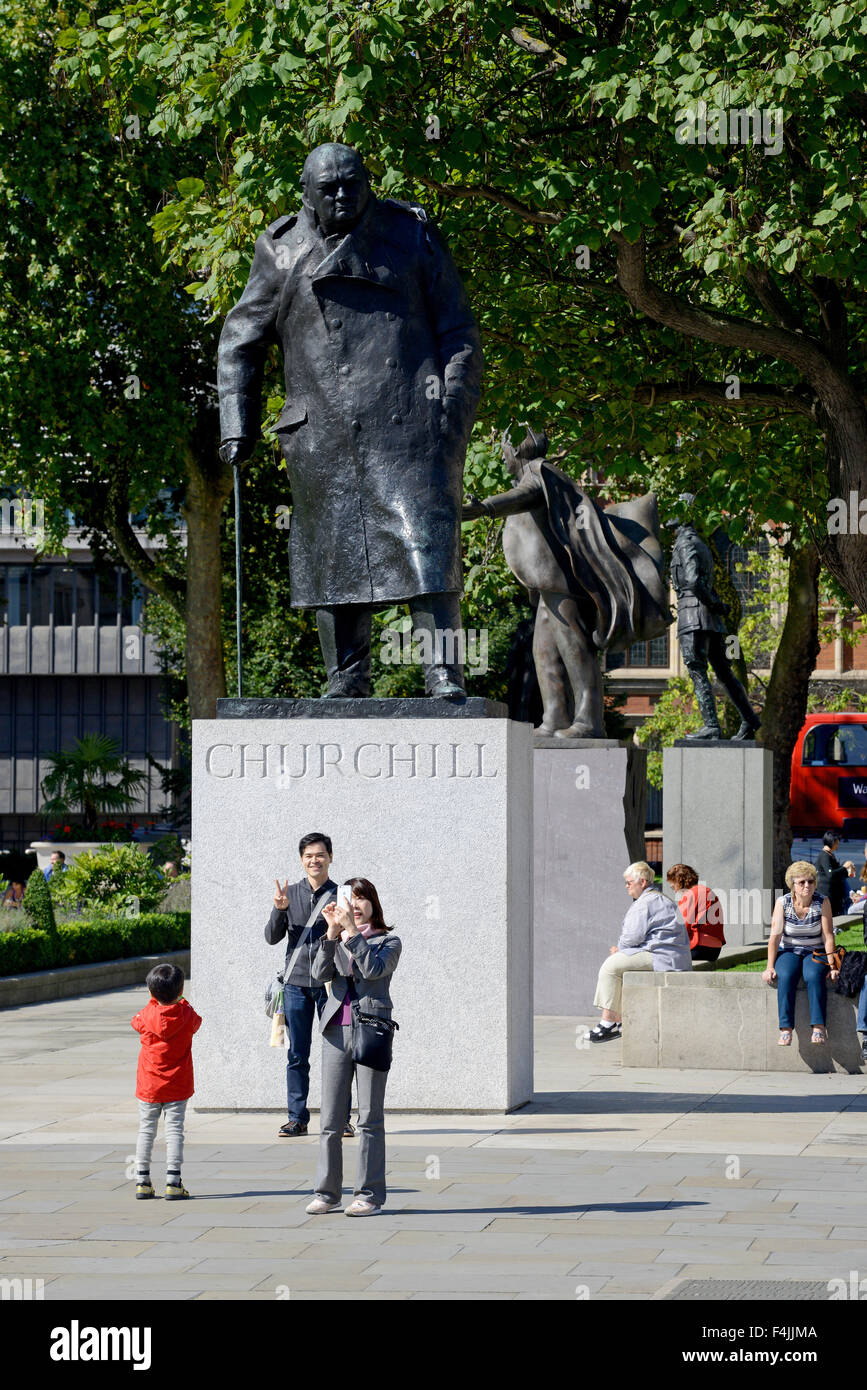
[{"xmin": 176, "ymin": 177, "xmax": 205, "ymax": 197}]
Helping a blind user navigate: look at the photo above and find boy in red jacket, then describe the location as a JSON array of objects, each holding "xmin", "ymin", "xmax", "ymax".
[{"xmin": 131, "ymin": 963, "xmax": 202, "ymax": 1200}]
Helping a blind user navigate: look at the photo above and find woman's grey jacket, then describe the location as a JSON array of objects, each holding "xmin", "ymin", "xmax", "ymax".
[{"xmin": 311, "ymin": 931, "xmax": 402, "ymax": 1032}]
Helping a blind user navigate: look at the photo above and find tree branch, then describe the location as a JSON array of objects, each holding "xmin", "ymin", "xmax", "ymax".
[
  {"xmin": 613, "ymin": 232, "xmax": 852, "ymax": 404},
  {"xmin": 411, "ymin": 171, "xmax": 562, "ymax": 225},
  {"xmin": 98, "ymin": 468, "xmax": 186, "ymax": 611},
  {"xmin": 740, "ymin": 263, "xmax": 805, "ymax": 337},
  {"xmin": 631, "ymin": 379, "xmax": 818, "ymax": 418}
]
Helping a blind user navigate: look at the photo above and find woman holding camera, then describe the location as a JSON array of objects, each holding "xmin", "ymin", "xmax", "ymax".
[{"xmin": 306, "ymin": 878, "xmax": 401, "ymax": 1217}]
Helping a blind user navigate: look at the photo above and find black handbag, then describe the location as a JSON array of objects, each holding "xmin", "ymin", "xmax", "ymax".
[{"xmin": 350, "ymin": 1002, "xmax": 399, "ymax": 1072}]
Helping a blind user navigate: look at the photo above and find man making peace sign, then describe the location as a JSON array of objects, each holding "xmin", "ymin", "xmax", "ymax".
[{"xmin": 266, "ymin": 832, "xmax": 352, "ymax": 1137}]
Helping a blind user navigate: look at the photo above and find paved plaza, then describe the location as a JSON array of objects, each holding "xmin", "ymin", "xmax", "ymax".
[{"xmin": 2, "ymin": 986, "xmax": 867, "ymax": 1301}]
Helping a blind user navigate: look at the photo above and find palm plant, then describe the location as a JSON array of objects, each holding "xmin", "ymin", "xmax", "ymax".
[{"xmin": 40, "ymin": 734, "xmax": 147, "ymax": 836}]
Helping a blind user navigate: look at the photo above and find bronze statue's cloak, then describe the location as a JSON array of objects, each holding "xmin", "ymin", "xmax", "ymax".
[{"xmin": 533, "ymin": 459, "xmax": 670, "ymax": 651}]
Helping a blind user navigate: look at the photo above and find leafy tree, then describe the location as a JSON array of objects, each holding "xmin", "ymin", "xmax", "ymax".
[
  {"xmin": 0, "ymin": 3, "xmax": 229, "ymax": 719},
  {"xmin": 40, "ymin": 734, "xmax": 147, "ymax": 836},
  {"xmin": 6, "ymin": 0, "xmax": 864, "ymax": 773}
]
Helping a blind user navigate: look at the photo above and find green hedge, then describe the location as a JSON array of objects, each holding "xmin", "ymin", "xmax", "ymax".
[{"xmin": 0, "ymin": 911, "xmax": 190, "ymax": 977}]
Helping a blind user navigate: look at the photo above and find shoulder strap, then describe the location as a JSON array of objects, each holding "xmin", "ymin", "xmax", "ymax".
[{"xmin": 285, "ymin": 887, "xmax": 335, "ymax": 979}]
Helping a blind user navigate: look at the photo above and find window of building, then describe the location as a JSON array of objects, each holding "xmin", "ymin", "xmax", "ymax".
[
  {"xmin": 0, "ymin": 563, "xmax": 142, "ymax": 625},
  {"xmin": 120, "ymin": 571, "xmax": 144, "ymax": 626},
  {"xmin": 606, "ymin": 633, "xmax": 670, "ymax": 670},
  {"xmin": 53, "ymin": 567, "xmax": 76, "ymax": 625},
  {"xmin": 96, "ymin": 569, "xmax": 121, "ymax": 623},
  {"xmin": 76, "ymin": 570, "xmax": 95, "ymax": 625},
  {"xmin": 30, "ymin": 565, "xmax": 53, "ymax": 625},
  {"xmin": 0, "ymin": 566, "xmax": 26, "ymax": 625},
  {"xmin": 724, "ymin": 533, "xmax": 771, "ymax": 615}
]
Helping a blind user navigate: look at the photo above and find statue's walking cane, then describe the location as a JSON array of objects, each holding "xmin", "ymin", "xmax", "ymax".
[{"xmin": 233, "ymin": 463, "xmax": 243, "ymax": 698}]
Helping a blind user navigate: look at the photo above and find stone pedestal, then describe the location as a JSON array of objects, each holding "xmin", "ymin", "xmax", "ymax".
[
  {"xmin": 191, "ymin": 702, "xmax": 533, "ymax": 1111},
  {"xmin": 533, "ymin": 739, "xmax": 646, "ymax": 1015},
  {"xmin": 663, "ymin": 743, "xmax": 774, "ymax": 945}
]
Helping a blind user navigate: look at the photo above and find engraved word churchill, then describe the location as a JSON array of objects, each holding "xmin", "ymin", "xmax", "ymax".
[{"xmin": 204, "ymin": 741, "xmax": 499, "ymax": 779}]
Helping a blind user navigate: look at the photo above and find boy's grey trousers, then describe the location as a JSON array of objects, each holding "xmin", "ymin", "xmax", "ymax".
[{"xmin": 136, "ymin": 1099, "xmax": 188, "ymax": 1173}]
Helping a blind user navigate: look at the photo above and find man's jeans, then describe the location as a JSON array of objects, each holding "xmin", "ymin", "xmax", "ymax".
[{"xmin": 285, "ymin": 984, "xmax": 327, "ymax": 1126}]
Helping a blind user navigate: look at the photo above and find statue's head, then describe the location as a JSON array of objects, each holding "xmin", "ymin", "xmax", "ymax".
[
  {"xmin": 515, "ymin": 426, "xmax": 549, "ymax": 461},
  {"xmin": 301, "ymin": 144, "xmax": 371, "ymax": 235},
  {"xmin": 665, "ymin": 492, "xmax": 696, "ymax": 530}
]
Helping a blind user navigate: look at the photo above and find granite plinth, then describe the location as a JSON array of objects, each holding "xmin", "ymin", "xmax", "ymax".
[
  {"xmin": 673, "ymin": 738, "xmax": 758, "ymax": 748},
  {"xmin": 533, "ymin": 742, "xmax": 646, "ymax": 1015},
  {"xmin": 663, "ymin": 743, "xmax": 773, "ymax": 946},
  {"xmin": 217, "ymin": 697, "xmax": 508, "ymax": 719},
  {"xmin": 191, "ymin": 715, "xmax": 533, "ymax": 1111},
  {"xmin": 533, "ymin": 737, "xmax": 621, "ymax": 749}
]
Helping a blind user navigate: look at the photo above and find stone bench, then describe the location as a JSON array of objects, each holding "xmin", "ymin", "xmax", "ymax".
[{"xmin": 622, "ymin": 970, "xmax": 862, "ymax": 1073}]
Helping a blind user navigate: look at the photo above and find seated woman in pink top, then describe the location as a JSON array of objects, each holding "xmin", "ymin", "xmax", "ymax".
[{"xmin": 666, "ymin": 863, "xmax": 726, "ymax": 962}]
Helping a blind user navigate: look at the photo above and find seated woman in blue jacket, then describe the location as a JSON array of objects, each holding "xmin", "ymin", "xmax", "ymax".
[
  {"xmin": 306, "ymin": 878, "xmax": 401, "ymax": 1217},
  {"xmin": 586, "ymin": 861, "xmax": 692, "ymax": 1041}
]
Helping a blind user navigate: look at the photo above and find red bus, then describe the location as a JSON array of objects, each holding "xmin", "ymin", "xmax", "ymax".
[{"xmin": 790, "ymin": 713, "xmax": 867, "ymax": 836}]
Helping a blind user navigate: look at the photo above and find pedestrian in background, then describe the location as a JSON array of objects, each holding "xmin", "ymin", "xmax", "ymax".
[
  {"xmin": 763, "ymin": 861, "xmax": 837, "ymax": 1046},
  {"xmin": 586, "ymin": 861, "xmax": 692, "ymax": 1042},
  {"xmin": 666, "ymin": 863, "xmax": 725, "ymax": 961}
]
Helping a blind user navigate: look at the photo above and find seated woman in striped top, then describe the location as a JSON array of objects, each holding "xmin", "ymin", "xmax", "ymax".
[{"xmin": 763, "ymin": 861, "xmax": 838, "ymax": 1046}]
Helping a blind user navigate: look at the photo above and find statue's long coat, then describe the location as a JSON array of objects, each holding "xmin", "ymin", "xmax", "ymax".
[{"xmin": 218, "ymin": 197, "xmax": 483, "ymax": 607}]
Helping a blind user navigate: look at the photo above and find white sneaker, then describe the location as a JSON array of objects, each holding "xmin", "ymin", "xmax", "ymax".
[
  {"xmin": 305, "ymin": 1197, "xmax": 341, "ymax": 1215},
  {"xmin": 344, "ymin": 1199, "xmax": 380, "ymax": 1217}
]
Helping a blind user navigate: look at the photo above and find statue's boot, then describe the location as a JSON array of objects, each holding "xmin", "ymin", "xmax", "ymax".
[
  {"xmin": 316, "ymin": 604, "xmax": 372, "ymax": 697},
  {"xmin": 427, "ymin": 673, "xmax": 466, "ymax": 700},
  {"xmin": 715, "ymin": 669, "xmax": 761, "ymax": 741},
  {"xmin": 413, "ymin": 593, "xmax": 466, "ymax": 700},
  {"xmin": 685, "ymin": 670, "xmax": 722, "ymax": 740}
]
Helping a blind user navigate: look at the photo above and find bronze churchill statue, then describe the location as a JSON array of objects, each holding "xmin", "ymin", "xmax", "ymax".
[{"xmin": 218, "ymin": 143, "xmax": 483, "ymax": 697}]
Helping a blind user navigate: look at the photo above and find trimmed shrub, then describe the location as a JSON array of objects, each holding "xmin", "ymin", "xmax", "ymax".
[
  {"xmin": 52, "ymin": 843, "xmax": 165, "ymax": 918},
  {"xmin": 0, "ymin": 911, "xmax": 190, "ymax": 977},
  {"xmin": 0, "ymin": 929, "xmax": 55, "ymax": 975},
  {"xmin": 23, "ymin": 868, "xmax": 58, "ymax": 936}
]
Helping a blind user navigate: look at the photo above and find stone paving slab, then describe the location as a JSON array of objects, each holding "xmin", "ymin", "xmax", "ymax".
[{"xmin": 4, "ymin": 991, "xmax": 867, "ymax": 1300}]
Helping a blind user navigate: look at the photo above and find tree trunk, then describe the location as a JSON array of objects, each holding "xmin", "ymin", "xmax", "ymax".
[
  {"xmin": 820, "ymin": 420, "xmax": 867, "ymax": 612},
  {"xmin": 182, "ymin": 450, "xmax": 235, "ymax": 721},
  {"xmin": 757, "ymin": 541, "xmax": 820, "ymax": 888}
]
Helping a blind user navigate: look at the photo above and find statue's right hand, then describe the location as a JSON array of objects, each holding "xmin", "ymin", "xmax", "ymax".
[
  {"xmin": 219, "ymin": 438, "xmax": 255, "ymax": 468},
  {"xmin": 274, "ymin": 878, "xmax": 289, "ymax": 910},
  {"xmin": 462, "ymin": 496, "xmax": 488, "ymax": 520}
]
